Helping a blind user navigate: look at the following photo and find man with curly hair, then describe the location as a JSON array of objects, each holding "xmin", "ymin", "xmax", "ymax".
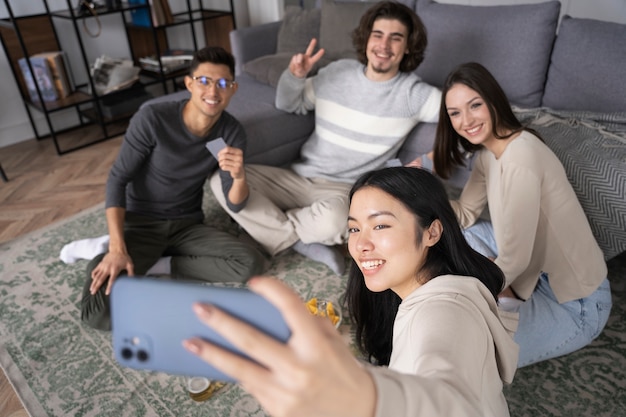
[{"xmin": 211, "ymin": 1, "xmax": 440, "ymax": 275}]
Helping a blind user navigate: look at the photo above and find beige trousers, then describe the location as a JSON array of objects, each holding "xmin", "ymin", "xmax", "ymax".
[{"xmin": 210, "ymin": 164, "xmax": 351, "ymax": 255}]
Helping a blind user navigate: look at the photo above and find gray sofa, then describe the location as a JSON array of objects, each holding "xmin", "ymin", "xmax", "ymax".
[{"xmin": 145, "ymin": 0, "xmax": 626, "ymax": 260}]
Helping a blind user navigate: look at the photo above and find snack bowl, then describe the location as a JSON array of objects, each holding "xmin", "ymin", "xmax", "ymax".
[
  {"xmin": 186, "ymin": 376, "xmax": 227, "ymax": 402},
  {"xmin": 187, "ymin": 376, "xmax": 212, "ymax": 402},
  {"xmin": 305, "ymin": 298, "xmax": 342, "ymax": 329}
]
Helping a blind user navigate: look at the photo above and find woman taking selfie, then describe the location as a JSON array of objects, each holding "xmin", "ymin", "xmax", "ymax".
[
  {"xmin": 432, "ymin": 62, "xmax": 612, "ymax": 367},
  {"xmin": 184, "ymin": 167, "xmax": 518, "ymax": 417}
]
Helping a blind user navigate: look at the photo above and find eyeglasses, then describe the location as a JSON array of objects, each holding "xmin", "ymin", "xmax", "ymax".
[{"xmin": 190, "ymin": 76, "xmax": 235, "ymax": 90}]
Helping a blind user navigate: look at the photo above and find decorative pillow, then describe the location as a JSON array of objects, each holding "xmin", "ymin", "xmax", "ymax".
[
  {"xmin": 415, "ymin": 0, "xmax": 560, "ymax": 108},
  {"xmin": 542, "ymin": 16, "xmax": 626, "ymax": 113},
  {"xmin": 277, "ymin": 6, "xmax": 321, "ymax": 53},
  {"xmin": 515, "ymin": 107, "xmax": 626, "ymax": 261},
  {"xmin": 244, "ymin": 7, "xmax": 325, "ymax": 87},
  {"xmin": 319, "ymin": 0, "xmax": 378, "ymax": 60},
  {"xmin": 243, "ymin": 52, "xmax": 333, "ymax": 88},
  {"xmin": 243, "ymin": 53, "xmax": 294, "ymax": 88}
]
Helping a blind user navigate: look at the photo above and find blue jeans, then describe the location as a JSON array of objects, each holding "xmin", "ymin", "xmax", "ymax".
[{"xmin": 463, "ymin": 220, "xmax": 613, "ymax": 367}]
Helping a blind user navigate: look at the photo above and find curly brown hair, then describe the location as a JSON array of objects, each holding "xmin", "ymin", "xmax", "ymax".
[{"xmin": 351, "ymin": 1, "xmax": 428, "ymax": 73}]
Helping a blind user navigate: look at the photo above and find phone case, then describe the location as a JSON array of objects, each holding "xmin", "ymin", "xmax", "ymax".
[{"xmin": 111, "ymin": 276, "xmax": 291, "ymax": 382}]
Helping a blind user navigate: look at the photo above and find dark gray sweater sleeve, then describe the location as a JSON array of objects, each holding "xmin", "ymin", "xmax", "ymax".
[
  {"xmin": 105, "ymin": 106, "xmax": 156, "ymax": 210},
  {"xmin": 215, "ymin": 113, "xmax": 249, "ymax": 213},
  {"xmin": 106, "ymin": 101, "xmax": 249, "ymax": 218}
]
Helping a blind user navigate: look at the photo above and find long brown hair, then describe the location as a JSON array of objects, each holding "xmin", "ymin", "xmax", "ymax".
[{"xmin": 433, "ymin": 62, "xmax": 542, "ymax": 179}]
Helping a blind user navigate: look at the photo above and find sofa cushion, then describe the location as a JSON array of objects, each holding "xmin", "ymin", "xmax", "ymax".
[
  {"xmin": 229, "ymin": 74, "xmax": 315, "ymax": 166},
  {"xmin": 243, "ymin": 52, "xmax": 334, "ymax": 88},
  {"xmin": 542, "ymin": 16, "xmax": 626, "ymax": 113},
  {"xmin": 277, "ymin": 6, "xmax": 321, "ymax": 53},
  {"xmin": 243, "ymin": 7, "xmax": 330, "ymax": 87},
  {"xmin": 319, "ymin": 0, "xmax": 416, "ymax": 60},
  {"xmin": 242, "ymin": 53, "xmax": 293, "ymax": 88},
  {"xmin": 319, "ymin": 0, "xmax": 378, "ymax": 60},
  {"xmin": 415, "ymin": 0, "xmax": 560, "ymax": 108},
  {"xmin": 515, "ymin": 107, "xmax": 626, "ymax": 261}
]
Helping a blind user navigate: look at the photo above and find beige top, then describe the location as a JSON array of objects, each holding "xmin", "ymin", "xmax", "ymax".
[
  {"xmin": 369, "ymin": 275, "xmax": 519, "ymax": 417},
  {"xmin": 450, "ymin": 131, "xmax": 606, "ymax": 302}
]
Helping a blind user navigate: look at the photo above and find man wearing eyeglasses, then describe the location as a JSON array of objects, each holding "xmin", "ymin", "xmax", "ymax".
[{"xmin": 81, "ymin": 46, "xmax": 266, "ymax": 331}]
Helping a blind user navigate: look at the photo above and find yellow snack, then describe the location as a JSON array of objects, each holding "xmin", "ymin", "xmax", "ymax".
[{"xmin": 306, "ymin": 298, "xmax": 340, "ymax": 326}]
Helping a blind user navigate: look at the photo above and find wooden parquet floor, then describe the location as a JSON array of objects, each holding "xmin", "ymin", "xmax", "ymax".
[
  {"xmin": 0, "ymin": 135, "xmax": 123, "ymax": 243},
  {"xmin": 0, "ymin": 134, "xmax": 123, "ymax": 417}
]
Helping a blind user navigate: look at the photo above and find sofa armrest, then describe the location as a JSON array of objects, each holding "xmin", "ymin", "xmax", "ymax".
[{"xmin": 230, "ymin": 21, "xmax": 282, "ymax": 75}]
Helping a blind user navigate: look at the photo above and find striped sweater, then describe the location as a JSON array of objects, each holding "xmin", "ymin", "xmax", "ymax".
[{"xmin": 275, "ymin": 59, "xmax": 441, "ymax": 183}]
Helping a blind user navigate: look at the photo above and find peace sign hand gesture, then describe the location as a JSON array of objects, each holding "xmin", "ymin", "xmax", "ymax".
[{"xmin": 289, "ymin": 38, "xmax": 325, "ymax": 79}]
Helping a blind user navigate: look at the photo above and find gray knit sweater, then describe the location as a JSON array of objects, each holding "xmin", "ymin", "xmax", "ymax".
[
  {"xmin": 106, "ymin": 100, "xmax": 247, "ymax": 220},
  {"xmin": 276, "ymin": 59, "xmax": 441, "ymax": 183}
]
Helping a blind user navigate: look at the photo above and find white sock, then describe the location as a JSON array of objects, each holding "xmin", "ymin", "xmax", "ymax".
[
  {"xmin": 59, "ymin": 234, "xmax": 110, "ymax": 264},
  {"xmin": 292, "ymin": 241, "xmax": 345, "ymax": 275},
  {"xmin": 146, "ymin": 256, "xmax": 172, "ymax": 275}
]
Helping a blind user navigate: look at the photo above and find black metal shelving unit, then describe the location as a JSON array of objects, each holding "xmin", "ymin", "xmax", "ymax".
[
  {"xmin": 127, "ymin": 0, "xmax": 235, "ymax": 95},
  {"xmin": 0, "ymin": 0, "xmax": 235, "ymax": 155}
]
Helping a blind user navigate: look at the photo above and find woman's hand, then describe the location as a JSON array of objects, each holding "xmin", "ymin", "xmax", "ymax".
[
  {"xmin": 405, "ymin": 151, "xmax": 434, "ymax": 171},
  {"xmin": 183, "ymin": 276, "xmax": 376, "ymax": 417}
]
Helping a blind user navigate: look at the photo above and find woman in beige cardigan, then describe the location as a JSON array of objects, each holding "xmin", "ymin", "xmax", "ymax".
[{"xmin": 432, "ymin": 62, "xmax": 612, "ymax": 367}]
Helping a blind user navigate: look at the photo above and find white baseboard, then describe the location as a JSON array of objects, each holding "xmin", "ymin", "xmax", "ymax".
[{"xmin": 0, "ymin": 122, "xmax": 35, "ymax": 148}]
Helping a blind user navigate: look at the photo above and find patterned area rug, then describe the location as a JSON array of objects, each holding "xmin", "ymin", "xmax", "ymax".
[{"xmin": 1, "ymin": 186, "xmax": 625, "ymax": 416}]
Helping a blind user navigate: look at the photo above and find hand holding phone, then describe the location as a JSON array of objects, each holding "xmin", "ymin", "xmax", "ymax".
[
  {"xmin": 181, "ymin": 277, "xmax": 378, "ymax": 417},
  {"xmin": 111, "ymin": 276, "xmax": 291, "ymax": 382}
]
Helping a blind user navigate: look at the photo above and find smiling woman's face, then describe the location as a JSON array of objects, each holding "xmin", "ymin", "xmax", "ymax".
[
  {"xmin": 347, "ymin": 186, "xmax": 428, "ymax": 299},
  {"xmin": 445, "ymin": 82, "xmax": 496, "ymax": 148}
]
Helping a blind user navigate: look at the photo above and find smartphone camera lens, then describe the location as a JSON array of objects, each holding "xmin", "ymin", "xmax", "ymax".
[
  {"xmin": 137, "ymin": 349, "xmax": 149, "ymax": 362},
  {"xmin": 121, "ymin": 347, "xmax": 133, "ymax": 360}
]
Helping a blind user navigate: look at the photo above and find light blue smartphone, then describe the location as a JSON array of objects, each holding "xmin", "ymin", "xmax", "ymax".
[{"xmin": 110, "ymin": 276, "xmax": 291, "ymax": 382}]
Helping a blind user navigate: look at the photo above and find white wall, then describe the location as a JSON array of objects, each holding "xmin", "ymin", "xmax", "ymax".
[
  {"xmin": 247, "ymin": 0, "xmax": 283, "ymax": 26},
  {"xmin": 1, "ymin": 0, "xmax": 624, "ymax": 147}
]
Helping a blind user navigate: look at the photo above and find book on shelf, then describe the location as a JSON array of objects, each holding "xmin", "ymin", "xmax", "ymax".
[
  {"xmin": 128, "ymin": 0, "xmax": 151, "ymax": 27},
  {"xmin": 150, "ymin": 0, "xmax": 174, "ymax": 26},
  {"xmin": 31, "ymin": 51, "xmax": 75, "ymax": 98},
  {"xmin": 128, "ymin": 0, "xmax": 172, "ymax": 27},
  {"xmin": 161, "ymin": 49, "xmax": 194, "ymax": 62},
  {"xmin": 17, "ymin": 56, "xmax": 59, "ymax": 102}
]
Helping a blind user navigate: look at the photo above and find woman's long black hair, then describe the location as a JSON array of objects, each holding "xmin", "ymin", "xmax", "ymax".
[{"xmin": 344, "ymin": 167, "xmax": 504, "ymax": 365}]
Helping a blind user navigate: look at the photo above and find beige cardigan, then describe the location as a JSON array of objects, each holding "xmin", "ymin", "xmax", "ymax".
[
  {"xmin": 450, "ymin": 131, "xmax": 606, "ymax": 303},
  {"xmin": 369, "ymin": 275, "xmax": 519, "ymax": 417}
]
